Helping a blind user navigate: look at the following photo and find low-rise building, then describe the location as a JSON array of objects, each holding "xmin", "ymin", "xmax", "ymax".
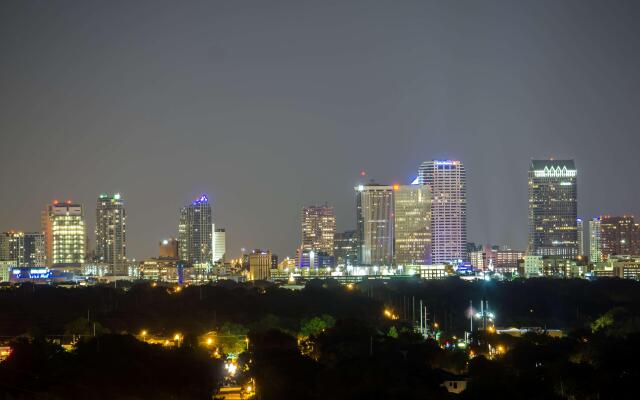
[
  {"xmin": 417, "ymin": 264, "xmax": 450, "ymax": 280},
  {"xmin": 592, "ymin": 255, "xmax": 640, "ymax": 280},
  {"xmin": 249, "ymin": 250, "xmax": 272, "ymax": 281},
  {"xmin": 140, "ymin": 259, "xmax": 180, "ymax": 282}
]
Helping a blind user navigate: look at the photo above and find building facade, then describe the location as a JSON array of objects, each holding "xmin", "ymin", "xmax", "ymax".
[
  {"xmin": 0, "ymin": 232, "xmax": 45, "ymax": 267},
  {"xmin": 528, "ymin": 160, "xmax": 578, "ymax": 259},
  {"xmin": 178, "ymin": 194, "xmax": 213, "ymax": 265},
  {"xmin": 248, "ymin": 250, "xmax": 272, "ymax": 281},
  {"xmin": 42, "ymin": 201, "xmax": 86, "ymax": 269},
  {"xmin": 334, "ymin": 230, "xmax": 358, "ymax": 266},
  {"xmin": 159, "ymin": 238, "xmax": 179, "ymax": 259},
  {"xmin": 600, "ymin": 215, "xmax": 640, "ymax": 259},
  {"xmin": 418, "ymin": 160, "xmax": 467, "ymax": 264},
  {"xmin": 301, "ymin": 204, "xmax": 336, "ymax": 256},
  {"xmin": 589, "ymin": 218, "xmax": 602, "ymax": 263},
  {"xmin": 95, "ymin": 193, "xmax": 127, "ymax": 275},
  {"xmin": 213, "ymin": 226, "xmax": 226, "ymax": 264},
  {"xmin": 577, "ymin": 218, "xmax": 584, "ymax": 257},
  {"xmin": 355, "ymin": 183, "xmax": 394, "ymax": 265},
  {"xmin": 393, "ymin": 184, "xmax": 431, "ymax": 265}
]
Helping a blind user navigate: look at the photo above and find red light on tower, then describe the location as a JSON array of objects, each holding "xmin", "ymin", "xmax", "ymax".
[
  {"xmin": 53, "ymin": 200, "xmax": 59, "ymax": 205},
  {"xmin": 66, "ymin": 200, "xmax": 72, "ymax": 205},
  {"xmin": 360, "ymin": 170, "xmax": 366, "ymax": 177}
]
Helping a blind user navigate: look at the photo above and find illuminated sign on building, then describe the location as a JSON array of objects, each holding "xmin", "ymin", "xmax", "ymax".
[{"xmin": 533, "ymin": 166, "xmax": 577, "ymax": 178}]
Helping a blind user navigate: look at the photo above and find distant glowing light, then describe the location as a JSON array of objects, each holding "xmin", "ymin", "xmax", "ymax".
[
  {"xmin": 392, "ymin": 184, "xmax": 400, "ymax": 191},
  {"xmin": 192, "ymin": 194, "xmax": 209, "ymax": 205},
  {"xmin": 434, "ymin": 160, "xmax": 459, "ymax": 165}
]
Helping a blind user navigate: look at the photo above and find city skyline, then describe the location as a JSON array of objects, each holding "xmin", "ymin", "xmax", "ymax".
[
  {"xmin": 0, "ymin": 156, "xmax": 639, "ymax": 262},
  {"xmin": 1, "ymin": 1, "xmax": 639, "ymax": 259}
]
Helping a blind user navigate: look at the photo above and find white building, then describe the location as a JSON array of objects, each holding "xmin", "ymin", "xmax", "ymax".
[
  {"xmin": 418, "ymin": 160, "xmax": 467, "ymax": 264},
  {"xmin": 213, "ymin": 225, "xmax": 226, "ymax": 264}
]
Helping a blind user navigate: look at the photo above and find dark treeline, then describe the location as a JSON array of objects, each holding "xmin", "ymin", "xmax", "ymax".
[
  {"xmin": 361, "ymin": 277, "xmax": 640, "ymax": 332},
  {"xmin": 0, "ymin": 334, "xmax": 222, "ymax": 399},
  {"xmin": 3, "ymin": 278, "xmax": 640, "ymax": 338},
  {"xmin": 0, "ymin": 280, "xmax": 381, "ymax": 337},
  {"xmin": 1, "ymin": 278, "xmax": 640, "ymax": 399}
]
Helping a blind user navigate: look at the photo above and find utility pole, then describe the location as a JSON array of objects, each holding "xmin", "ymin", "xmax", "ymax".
[
  {"xmin": 419, "ymin": 300, "xmax": 423, "ymax": 334},
  {"xmin": 469, "ymin": 300, "xmax": 473, "ymax": 334}
]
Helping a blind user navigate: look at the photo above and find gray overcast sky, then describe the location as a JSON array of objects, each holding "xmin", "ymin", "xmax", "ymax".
[{"xmin": 1, "ymin": 0, "xmax": 639, "ymax": 260}]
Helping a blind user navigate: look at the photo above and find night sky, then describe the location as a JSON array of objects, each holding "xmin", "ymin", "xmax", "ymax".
[{"xmin": 1, "ymin": 0, "xmax": 639, "ymax": 260}]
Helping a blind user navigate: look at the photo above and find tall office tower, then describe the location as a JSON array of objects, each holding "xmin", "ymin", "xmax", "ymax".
[
  {"xmin": 96, "ymin": 193, "xmax": 127, "ymax": 275},
  {"xmin": 418, "ymin": 160, "xmax": 467, "ymax": 264},
  {"xmin": 159, "ymin": 238, "xmax": 179, "ymax": 259},
  {"xmin": 248, "ymin": 249, "xmax": 272, "ymax": 281},
  {"xmin": 178, "ymin": 194, "xmax": 213, "ymax": 265},
  {"xmin": 600, "ymin": 215, "xmax": 640, "ymax": 259},
  {"xmin": 355, "ymin": 183, "xmax": 394, "ymax": 265},
  {"xmin": 577, "ymin": 218, "xmax": 585, "ymax": 257},
  {"xmin": 393, "ymin": 184, "xmax": 432, "ymax": 265},
  {"xmin": 301, "ymin": 204, "xmax": 336, "ymax": 256},
  {"xmin": 42, "ymin": 201, "xmax": 86, "ymax": 269},
  {"xmin": 213, "ymin": 225, "xmax": 226, "ymax": 263},
  {"xmin": 589, "ymin": 218, "xmax": 602, "ymax": 263},
  {"xmin": 528, "ymin": 160, "xmax": 578, "ymax": 259},
  {"xmin": 334, "ymin": 230, "xmax": 359, "ymax": 266}
]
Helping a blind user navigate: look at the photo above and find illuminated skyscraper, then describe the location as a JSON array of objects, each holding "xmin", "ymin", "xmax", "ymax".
[
  {"xmin": 301, "ymin": 204, "xmax": 336, "ymax": 256},
  {"xmin": 589, "ymin": 218, "xmax": 602, "ymax": 263},
  {"xmin": 600, "ymin": 215, "xmax": 640, "ymax": 259},
  {"xmin": 96, "ymin": 193, "xmax": 127, "ymax": 275},
  {"xmin": 418, "ymin": 160, "xmax": 467, "ymax": 264},
  {"xmin": 178, "ymin": 194, "xmax": 213, "ymax": 265},
  {"xmin": 393, "ymin": 184, "xmax": 432, "ymax": 265},
  {"xmin": 42, "ymin": 201, "xmax": 86, "ymax": 269},
  {"xmin": 213, "ymin": 225, "xmax": 226, "ymax": 263},
  {"xmin": 355, "ymin": 183, "xmax": 394, "ymax": 265},
  {"xmin": 577, "ymin": 218, "xmax": 584, "ymax": 257},
  {"xmin": 528, "ymin": 160, "xmax": 578, "ymax": 258}
]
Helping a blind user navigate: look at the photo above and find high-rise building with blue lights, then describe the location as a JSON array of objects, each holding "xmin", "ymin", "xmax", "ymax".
[
  {"xmin": 178, "ymin": 194, "xmax": 213, "ymax": 265},
  {"xmin": 418, "ymin": 160, "xmax": 467, "ymax": 264}
]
